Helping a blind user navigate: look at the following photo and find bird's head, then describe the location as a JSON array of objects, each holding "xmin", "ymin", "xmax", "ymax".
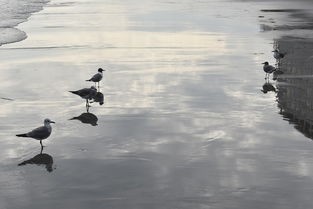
[
  {"xmin": 262, "ymin": 61, "xmax": 269, "ymax": 65},
  {"xmin": 98, "ymin": 68, "xmax": 105, "ymax": 72},
  {"xmin": 44, "ymin": 118, "xmax": 55, "ymax": 124}
]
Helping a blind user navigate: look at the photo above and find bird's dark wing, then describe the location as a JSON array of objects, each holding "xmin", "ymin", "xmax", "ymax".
[{"xmin": 74, "ymin": 88, "xmax": 92, "ymax": 97}]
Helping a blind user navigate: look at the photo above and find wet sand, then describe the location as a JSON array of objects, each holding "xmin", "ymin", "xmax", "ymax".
[{"xmin": 1, "ymin": 0, "xmax": 313, "ymax": 208}]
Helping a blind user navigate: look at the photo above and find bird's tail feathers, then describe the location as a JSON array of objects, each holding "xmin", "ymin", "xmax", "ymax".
[
  {"xmin": 18, "ymin": 159, "xmax": 33, "ymax": 166},
  {"xmin": 18, "ymin": 162, "xmax": 26, "ymax": 166},
  {"xmin": 69, "ymin": 91, "xmax": 78, "ymax": 95},
  {"xmin": 16, "ymin": 133, "xmax": 28, "ymax": 137}
]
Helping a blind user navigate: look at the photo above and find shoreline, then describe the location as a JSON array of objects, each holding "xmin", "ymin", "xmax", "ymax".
[{"xmin": 0, "ymin": 0, "xmax": 50, "ymax": 47}]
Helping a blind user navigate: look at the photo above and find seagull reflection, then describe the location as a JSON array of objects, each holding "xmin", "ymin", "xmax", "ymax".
[
  {"xmin": 18, "ymin": 146, "xmax": 54, "ymax": 172},
  {"xmin": 69, "ymin": 112, "xmax": 98, "ymax": 126},
  {"xmin": 261, "ymin": 82, "xmax": 277, "ymax": 94},
  {"xmin": 90, "ymin": 92, "xmax": 104, "ymax": 106},
  {"xmin": 272, "ymin": 69, "xmax": 284, "ymax": 81}
]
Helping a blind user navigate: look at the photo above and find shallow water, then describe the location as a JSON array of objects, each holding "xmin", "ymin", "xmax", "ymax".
[
  {"xmin": 1, "ymin": 0, "xmax": 313, "ymax": 208},
  {"xmin": 0, "ymin": 0, "xmax": 49, "ymax": 45}
]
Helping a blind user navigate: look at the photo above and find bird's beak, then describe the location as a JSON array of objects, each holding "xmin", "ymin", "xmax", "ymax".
[
  {"xmin": 262, "ymin": 62, "xmax": 265, "ymax": 64},
  {"xmin": 50, "ymin": 121, "xmax": 56, "ymax": 124}
]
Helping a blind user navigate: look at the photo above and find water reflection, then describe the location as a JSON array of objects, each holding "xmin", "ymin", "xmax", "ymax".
[
  {"xmin": 272, "ymin": 49, "xmax": 286, "ymax": 60},
  {"xmin": 18, "ymin": 146, "xmax": 54, "ymax": 172},
  {"xmin": 91, "ymin": 92, "xmax": 104, "ymax": 106},
  {"xmin": 69, "ymin": 112, "xmax": 98, "ymax": 126},
  {"xmin": 261, "ymin": 81, "xmax": 276, "ymax": 94},
  {"xmin": 275, "ymin": 37, "xmax": 313, "ymax": 140},
  {"xmin": 259, "ymin": 8, "xmax": 313, "ymax": 32}
]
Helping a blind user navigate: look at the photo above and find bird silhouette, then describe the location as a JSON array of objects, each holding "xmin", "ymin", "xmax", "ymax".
[
  {"xmin": 86, "ymin": 68, "xmax": 105, "ymax": 87},
  {"xmin": 262, "ymin": 61, "xmax": 276, "ymax": 80},
  {"xmin": 261, "ymin": 82, "xmax": 277, "ymax": 93},
  {"xmin": 16, "ymin": 118, "xmax": 55, "ymax": 146},
  {"xmin": 272, "ymin": 49, "xmax": 286, "ymax": 59},
  {"xmin": 70, "ymin": 112, "xmax": 98, "ymax": 126},
  {"xmin": 18, "ymin": 146, "xmax": 54, "ymax": 172}
]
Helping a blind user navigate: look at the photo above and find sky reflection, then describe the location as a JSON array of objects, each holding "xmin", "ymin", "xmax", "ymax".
[{"xmin": 2, "ymin": 0, "xmax": 313, "ymax": 209}]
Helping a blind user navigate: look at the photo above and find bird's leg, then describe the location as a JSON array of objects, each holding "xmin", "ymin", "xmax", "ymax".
[
  {"xmin": 86, "ymin": 99, "xmax": 91, "ymax": 108},
  {"xmin": 40, "ymin": 140, "xmax": 46, "ymax": 148},
  {"xmin": 265, "ymin": 74, "xmax": 270, "ymax": 81},
  {"xmin": 40, "ymin": 144, "xmax": 44, "ymax": 154}
]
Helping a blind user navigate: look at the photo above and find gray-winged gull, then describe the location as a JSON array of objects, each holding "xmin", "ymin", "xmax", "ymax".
[
  {"xmin": 16, "ymin": 118, "xmax": 55, "ymax": 146},
  {"xmin": 262, "ymin": 61, "xmax": 276, "ymax": 79},
  {"xmin": 86, "ymin": 68, "xmax": 105, "ymax": 86},
  {"xmin": 272, "ymin": 49, "xmax": 286, "ymax": 59}
]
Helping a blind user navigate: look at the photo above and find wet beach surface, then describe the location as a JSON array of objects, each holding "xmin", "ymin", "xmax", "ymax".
[{"xmin": 1, "ymin": 0, "xmax": 313, "ymax": 208}]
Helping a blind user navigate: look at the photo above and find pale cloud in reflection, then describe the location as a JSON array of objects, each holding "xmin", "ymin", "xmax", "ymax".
[
  {"xmin": 236, "ymin": 158, "xmax": 257, "ymax": 173},
  {"xmin": 297, "ymin": 161, "xmax": 310, "ymax": 177},
  {"xmin": 2, "ymin": 0, "xmax": 313, "ymax": 208}
]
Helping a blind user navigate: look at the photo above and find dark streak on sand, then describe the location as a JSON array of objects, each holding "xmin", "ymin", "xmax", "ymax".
[
  {"xmin": 261, "ymin": 9, "xmax": 304, "ymax": 13},
  {"xmin": 1, "ymin": 97, "xmax": 14, "ymax": 101}
]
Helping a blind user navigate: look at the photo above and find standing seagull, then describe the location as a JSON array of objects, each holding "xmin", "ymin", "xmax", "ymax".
[
  {"xmin": 86, "ymin": 68, "xmax": 105, "ymax": 87},
  {"xmin": 272, "ymin": 49, "xmax": 286, "ymax": 60},
  {"xmin": 69, "ymin": 86, "xmax": 97, "ymax": 107},
  {"xmin": 16, "ymin": 118, "xmax": 55, "ymax": 146},
  {"xmin": 262, "ymin": 61, "xmax": 276, "ymax": 79}
]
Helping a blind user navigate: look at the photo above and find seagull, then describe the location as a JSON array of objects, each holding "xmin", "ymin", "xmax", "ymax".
[
  {"xmin": 272, "ymin": 49, "xmax": 286, "ymax": 59},
  {"xmin": 69, "ymin": 86, "xmax": 97, "ymax": 107},
  {"xmin": 262, "ymin": 61, "xmax": 276, "ymax": 79},
  {"xmin": 86, "ymin": 68, "xmax": 105, "ymax": 86},
  {"xmin": 16, "ymin": 118, "xmax": 55, "ymax": 146}
]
